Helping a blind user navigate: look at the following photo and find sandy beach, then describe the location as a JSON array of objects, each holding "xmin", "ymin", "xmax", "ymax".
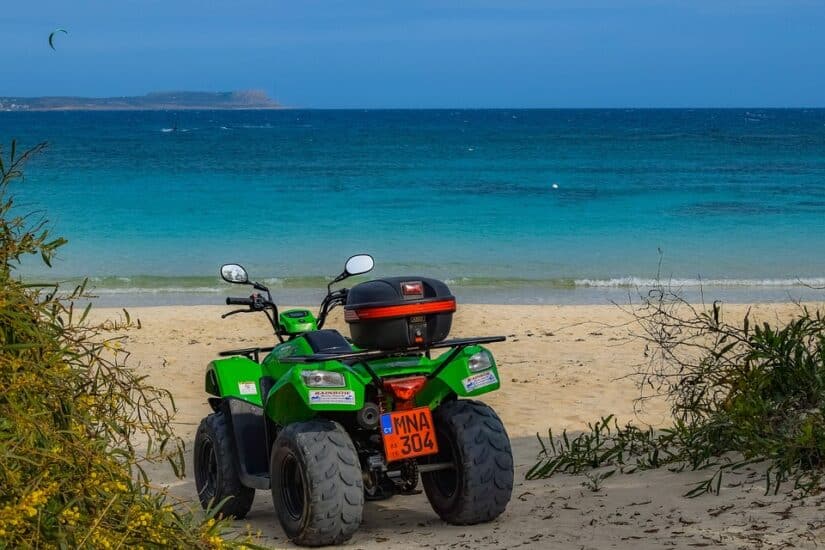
[{"xmin": 95, "ymin": 302, "xmax": 825, "ymax": 549}]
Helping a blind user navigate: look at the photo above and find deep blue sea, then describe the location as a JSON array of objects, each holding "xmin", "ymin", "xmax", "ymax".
[{"xmin": 2, "ymin": 109, "xmax": 825, "ymax": 305}]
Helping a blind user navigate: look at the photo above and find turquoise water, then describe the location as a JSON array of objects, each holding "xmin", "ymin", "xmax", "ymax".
[{"xmin": 2, "ymin": 109, "xmax": 825, "ymax": 305}]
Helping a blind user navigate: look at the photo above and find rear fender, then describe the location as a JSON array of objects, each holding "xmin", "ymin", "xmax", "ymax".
[
  {"xmin": 205, "ymin": 356, "xmax": 265, "ymax": 407},
  {"xmin": 264, "ymin": 362, "xmax": 368, "ymax": 425},
  {"xmin": 415, "ymin": 345, "xmax": 501, "ymax": 408}
]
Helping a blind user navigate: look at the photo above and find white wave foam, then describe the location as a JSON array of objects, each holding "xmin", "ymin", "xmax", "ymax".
[
  {"xmin": 87, "ymin": 276, "xmax": 133, "ymax": 283},
  {"xmin": 73, "ymin": 276, "xmax": 825, "ymax": 294},
  {"xmin": 91, "ymin": 287, "xmax": 225, "ymax": 294},
  {"xmin": 574, "ymin": 277, "xmax": 825, "ymax": 288}
]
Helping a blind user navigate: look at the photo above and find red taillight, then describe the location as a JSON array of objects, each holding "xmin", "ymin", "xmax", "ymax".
[
  {"xmin": 401, "ymin": 281, "xmax": 423, "ymax": 297},
  {"xmin": 383, "ymin": 375, "xmax": 428, "ymax": 402},
  {"xmin": 344, "ymin": 298, "xmax": 455, "ymax": 322}
]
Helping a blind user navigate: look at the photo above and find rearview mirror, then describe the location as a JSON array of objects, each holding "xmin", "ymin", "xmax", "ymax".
[
  {"xmin": 344, "ymin": 254, "xmax": 374, "ymax": 276},
  {"xmin": 220, "ymin": 263, "xmax": 249, "ymax": 284}
]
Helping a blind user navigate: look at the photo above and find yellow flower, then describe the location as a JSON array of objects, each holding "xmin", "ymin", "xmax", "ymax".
[
  {"xmin": 102, "ymin": 479, "xmax": 128, "ymax": 493},
  {"xmin": 59, "ymin": 506, "xmax": 81, "ymax": 526}
]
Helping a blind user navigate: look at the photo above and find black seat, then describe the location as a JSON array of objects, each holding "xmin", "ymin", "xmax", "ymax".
[{"xmin": 303, "ymin": 329, "xmax": 353, "ymax": 354}]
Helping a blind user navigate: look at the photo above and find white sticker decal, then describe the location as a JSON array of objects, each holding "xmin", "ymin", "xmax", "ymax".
[
  {"xmin": 462, "ymin": 371, "xmax": 498, "ymax": 392},
  {"xmin": 238, "ymin": 381, "xmax": 257, "ymax": 395},
  {"xmin": 308, "ymin": 390, "xmax": 356, "ymax": 405}
]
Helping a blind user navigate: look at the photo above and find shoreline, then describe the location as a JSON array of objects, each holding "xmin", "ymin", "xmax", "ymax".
[
  {"xmin": 25, "ymin": 272, "xmax": 825, "ymax": 308},
  {"xmin": 73, "ymin": 284, "xmax": 825, "ymax": 308}
]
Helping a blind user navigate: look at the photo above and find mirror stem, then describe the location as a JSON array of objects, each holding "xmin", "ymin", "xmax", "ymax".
[
  {"xmin": 252, "ymin": 281, "xmax": 269, "ymax": 293},
  {"xmin": 330, "ymin": 271, "xmax": 347, "ymax": 290}
]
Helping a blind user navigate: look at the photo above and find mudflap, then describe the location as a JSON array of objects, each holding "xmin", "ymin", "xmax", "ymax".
[{"xmin": 223, "ymin": 397, "xmax": 270, "ymax": 490}]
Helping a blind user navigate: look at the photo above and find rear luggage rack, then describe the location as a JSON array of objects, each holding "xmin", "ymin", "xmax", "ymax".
[
  {"xmin": 280, "ymin": 335, "xmax": 505, "ymax": 364},
  {"xmin": 218, "ymin": 346, "xmax": 276, "ymax": 362}
]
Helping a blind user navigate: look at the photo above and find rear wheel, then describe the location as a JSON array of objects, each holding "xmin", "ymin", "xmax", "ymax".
[
  {"xmin": 271, "ymin": 419, "xmax": 364, "ymax": 546},
  {"xmin": 421, "ymin": 399, "xmax": 513, "ymax": 524},
  {"xmin": 193, "ymin": 412, "xmax": 255, "ymax": 519}
]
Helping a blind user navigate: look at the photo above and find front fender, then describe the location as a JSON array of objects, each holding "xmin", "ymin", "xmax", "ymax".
[
  {"xmin": 265, "ymin": 361, "xmax": 368, "ymax": 425},
  {"xmin": 205, "ymin": 356, "xmax": 265, "ymax": 407}
]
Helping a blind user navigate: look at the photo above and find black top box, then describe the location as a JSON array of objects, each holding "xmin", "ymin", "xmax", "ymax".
[{"xmin": 344, "ymin": 277, "xmax": 455, "ymax": 350}]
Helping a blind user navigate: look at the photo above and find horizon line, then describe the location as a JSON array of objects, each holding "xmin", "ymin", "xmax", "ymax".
[{"xmin": 3, "ymin": 106, "xmax": 825, "ymax": 112}]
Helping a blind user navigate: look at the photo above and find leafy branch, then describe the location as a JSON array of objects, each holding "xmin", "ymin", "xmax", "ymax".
[{"xmin": 529, "ymin": 281, "xmax": 825, "ymax": 497}]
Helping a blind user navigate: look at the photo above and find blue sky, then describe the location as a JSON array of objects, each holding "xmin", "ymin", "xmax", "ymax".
[{"xmin": 2, "ymin": 1, "xmax": 823, "ymax": 107}]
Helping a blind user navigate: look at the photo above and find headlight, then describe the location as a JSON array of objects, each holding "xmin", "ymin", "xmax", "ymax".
[
  {"xmin": 301, "ymin": 370, "xmax": 346, "ymax": 387},
  {"xmin": 468, "ymin": 351, "xmax": 493, "ymax": 372}
]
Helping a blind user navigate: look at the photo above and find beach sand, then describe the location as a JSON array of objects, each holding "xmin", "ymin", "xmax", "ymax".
[{"xmin": 94, "ymin": 302, "xmax": 825, "ymax": 549}]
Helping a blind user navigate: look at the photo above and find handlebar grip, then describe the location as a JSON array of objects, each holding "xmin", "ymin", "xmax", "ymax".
[{"xmin": 226, "ymin": 297, "xmax": 254, "ymax": 306}]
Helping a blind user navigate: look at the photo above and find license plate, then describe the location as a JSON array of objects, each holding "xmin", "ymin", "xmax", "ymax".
[{"xmin": 380, "ymin": 406, "xmax": 438, "ymax": 462}]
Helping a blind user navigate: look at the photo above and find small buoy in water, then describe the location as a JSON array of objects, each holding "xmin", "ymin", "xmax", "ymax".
[{"xmin": 551, "ymin": 183, "xmax": 559, "ymax": 189}]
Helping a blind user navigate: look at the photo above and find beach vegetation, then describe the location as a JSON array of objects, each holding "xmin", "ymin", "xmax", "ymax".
[
  {"xmin": 0, "ymin": 141, "xmax": 256, "ymax": 548},
  {"xmin": 528, "ymin": 285, "xmax": 825, "ymax": 497}
]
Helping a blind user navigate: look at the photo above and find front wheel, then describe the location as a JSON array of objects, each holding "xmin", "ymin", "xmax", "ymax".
[
  {"xmin": 421, "ymin": 399, "xmax": 514, "ymax": 524},
  {"xmin": 193, "ymin": 412, "xmax": 255, "ymax": 519},
  {"xmin": 270, "ymin": 419, "xmax": 364, "ymax": 546}
]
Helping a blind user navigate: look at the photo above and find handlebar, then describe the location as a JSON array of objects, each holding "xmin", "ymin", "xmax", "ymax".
[
  {"xmin": 226, "ymin": 296, "xmax": 254, "ymax": 306},
  {"xmin": 223, "ymin": 293, "xmax": 282, "ymax": 340},
  {"xmin": 222, "ymin": 286, "xmax": 348, "ymax": 341}
]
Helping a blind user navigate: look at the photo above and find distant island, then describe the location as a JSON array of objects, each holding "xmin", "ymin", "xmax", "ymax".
[{"xmin": 0, "ymin": 90, "xmax": 281, "ymax": 111}]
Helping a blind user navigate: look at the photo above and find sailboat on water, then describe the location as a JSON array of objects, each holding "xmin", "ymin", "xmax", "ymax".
[{"xmin": 162, "ymin": 114, "xmax": 179, "ymax": 133}]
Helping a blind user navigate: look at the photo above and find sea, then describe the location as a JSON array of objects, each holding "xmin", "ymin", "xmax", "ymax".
[{"xmin": 2, "ymin": 109, "xmax": 825, "ymax": 306}]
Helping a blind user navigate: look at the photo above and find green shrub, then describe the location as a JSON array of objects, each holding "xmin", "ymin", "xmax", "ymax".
[
  {"xmin": 0, "ymin": 141, "xmax": 256, "ymax": 548},
  {"xmin": 528, "ymin": 289, "xmax": 825, "ymax": 496}
]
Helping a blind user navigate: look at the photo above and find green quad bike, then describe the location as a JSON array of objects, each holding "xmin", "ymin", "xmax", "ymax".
[{"xmin": 194, "ymin": 254, "xmax": 513, "ymax": 546}]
